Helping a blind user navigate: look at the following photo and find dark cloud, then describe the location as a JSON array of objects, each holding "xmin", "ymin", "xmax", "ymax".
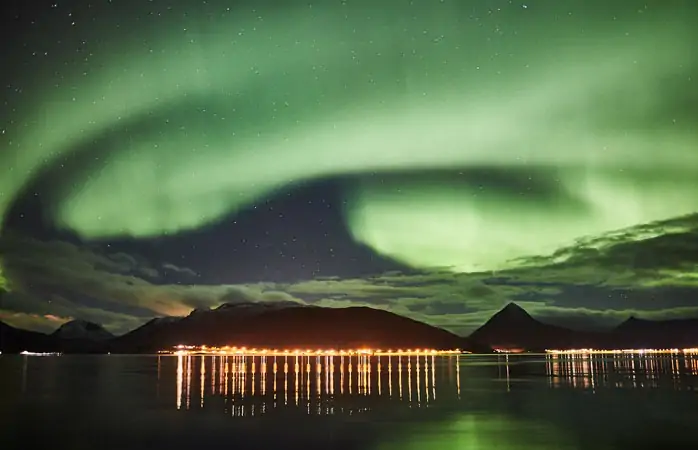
[
  {"xmin": 2, "ymin": 212, "xmax": 698, "ymax": 336},
  {"xmin": 0, "ymin": 233, "xmax": 220, "ymax": 333},
  {"xmin": 216, "ymin": 286, "xmax": 301, "ymax": 306},
  {"xmin": 162, "ymin": 263, "xmax": 198, "ymax": 279},
  {"xmin": 97, "ymin": 252, "xmax": 160, "ymax": 279},
  {"xmin": 0, "ymin": 233, "xmax": 314, "ymax": 333},
  {"xmin": 512, "ymin": 213, "xmax": 698, "ymax": 287},
  {"xmin": 519, "ymin": 284, "xmax": 698, "ymax": 312}
]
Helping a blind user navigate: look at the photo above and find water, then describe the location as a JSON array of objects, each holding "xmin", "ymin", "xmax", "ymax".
[{"xmin": 1, "ymin": 353, "xmax": 696, "ymax": 449}]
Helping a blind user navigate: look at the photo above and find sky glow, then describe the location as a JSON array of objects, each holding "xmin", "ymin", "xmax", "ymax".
[{"xmin": 1, "ymin": 0, "xmax": 697, "ymax": 275}]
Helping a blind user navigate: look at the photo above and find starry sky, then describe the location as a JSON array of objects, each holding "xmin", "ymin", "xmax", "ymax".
[{"xmin": 0, "ymin": 0, "xmax": 697, "ymax": 336}]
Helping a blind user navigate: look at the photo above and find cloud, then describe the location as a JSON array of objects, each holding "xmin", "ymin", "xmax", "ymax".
[
  {"xmin": 97, "ymin": 252, "xmax": 160, "ymax": 279},
  {"xmin": 0, "ymin": 233, "xmax": 215, "ymax": 332},
  {"xmin": 2, "ymin": 209, "xmax": 698, "ymax": 337},
  {"xmin": 273, "ymin": 222, "xmax": 698, "ymax": 333},
  {"xmin": 0, "ymin": 233, "xmax": 311, "ymax": 333},
  {"xmin": 509, "ymin": 213, "xmax": 698, "ymax": 288},
  {"xmin": 523, "ymin": 304, "xmax": 698, "ymax": 331},
  {"xmin": 162, "ymin": 263, "xmax": 199, "ymax": 279},
  {"xmin": 0, "ymin": 310, "xmax": 72, "ymax": 333},
  {"xmin": 216, "ymin": 286, "xmax": 302, "ymax": 306}
]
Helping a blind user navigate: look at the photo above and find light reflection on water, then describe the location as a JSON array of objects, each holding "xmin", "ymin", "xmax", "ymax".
[
  {"xmin": 4, "ymin": 352, "xmax": 698, "ymax": 449},
  {"xmin": 171, "ymin": 353, "xmax": 458, "ymax": 415},
  {"xmin": 546, "ymin": 351, "xmax": 698, "ymax": 390},
  {"xmin": 169, "ymin": 351, "xmax": 698, "ymax": 415}
]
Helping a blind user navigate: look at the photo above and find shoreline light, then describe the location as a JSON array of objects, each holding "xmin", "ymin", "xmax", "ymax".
[
  {"xmin": 20, "ymin": 350, "xmax": 62, "ymax": 356},
  {"xmin": 545, "ymin": 348, "xmax": 698, "ymax": 355},
  {"xmin": 161, "ymin": 345, "xmax": 464, "ymax": 356}
]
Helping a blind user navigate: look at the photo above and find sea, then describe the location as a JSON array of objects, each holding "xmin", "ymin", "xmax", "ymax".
[{"xmin": 1, "ymin": 352, "xmax": 696, "ymax": 449}]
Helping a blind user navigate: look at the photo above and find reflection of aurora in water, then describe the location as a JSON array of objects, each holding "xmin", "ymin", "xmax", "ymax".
[
  {"xmin": 171, "ymin": 354, "xmax": 460, "ymax": 415},
  {"xmin": 374, "ymin": 413, "xmax": 579, "ymax": 450},
  {"xmin": 6, "ymin": 354, "xmax": 698, "ymax": 449},
  {"xmin": 376, "ymin": 353, "xmax": 698, "ymax": 450}
]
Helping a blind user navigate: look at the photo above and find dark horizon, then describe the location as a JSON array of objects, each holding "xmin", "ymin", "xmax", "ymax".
[
  {"xmin": 4, "ymin": 301, "xmax": 698, "ymax": 356},
  {"xmin": 3, "ymin": 300, "xmax": 691, "ymax": 338}
]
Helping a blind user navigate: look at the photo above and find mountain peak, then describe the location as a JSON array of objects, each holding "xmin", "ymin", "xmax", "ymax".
[
  {"xmin": 493, "ymin": 302, "xmax": 533, "ymax": 320},
  {"xmin": 468, "ymin": 302, "xmax": 580, "ymax": 351},
  {"xmin": 53, "ymin": 320, "xmax": 113, "ymax": 341},
  {"xmin": 616, "ymin": 315, "xmax": 649, "ymax": 329}
]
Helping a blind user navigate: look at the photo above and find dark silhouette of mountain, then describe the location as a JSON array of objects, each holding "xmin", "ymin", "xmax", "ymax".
[
  {"xmin": 468, "ymin": 303, "xmax": 600, "ymax": 351},
  {"xmin": 0, "ymin": 320, "xmax": 110, "ymax": 353},
  {"xmin": 52, "ymin": 319, "xmax": 114, "ymax": 341},
  {"xmin": 612, "ymin": 316, "xmax": 698, "ymax": 349},
  {"xmin": 0, "ymin": 320, "xmax": 59, "ymax": 353},
  {"xmin": 115, "ymin": 316, "xmax": 182, "ymax": 347},
  {"xmin": 111, "ymin": 303, "xmax": 470, "ymax": 353},
  {"xmin": 6, "ymin": 302, "xmax": 698, "ymax": 354}
]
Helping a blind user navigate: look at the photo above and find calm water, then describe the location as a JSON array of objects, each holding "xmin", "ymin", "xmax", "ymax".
[{"xmin": 1, "ymin": 353, "xmax": 697, "ymax": 449}]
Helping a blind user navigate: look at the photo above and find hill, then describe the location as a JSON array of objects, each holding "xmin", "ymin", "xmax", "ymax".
[
  {"xmin": 612, "ymin": 316, "xmax": 698, "ymax": 349},
  {"xmin": 52, "ymin": 319, "xmax": 114, "ymax": 341},
  {"xmin": 0, "ymin": 320, "xmax": 59, "ymax": 353},
  {"xmin": 7, "ymin": 302, "xmax": 698, "ymax": 354},
  {"xmin": 468, "ymin": 303, "xmax": 600, "ymax": 351},
  {"xmin": 110, "ymin": 302, "xmax": 470, "ymax": 353}
]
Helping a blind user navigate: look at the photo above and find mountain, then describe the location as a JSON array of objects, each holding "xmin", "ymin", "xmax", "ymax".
[
  {"xmin": 612, "ymin": 316, "xmax": 698, "ymax": 349},
  {"xmin": 52, "ymin": 319, "xmax": 114, "ymax": 341},
  {"xmin": 6, "ymin": 302, "xmax": 698, "ymax": 354},
  {"xmin": 111, "ymin": 303, "xmax": 470, "ymax": 353},
  {"xmin": 109, "ymin": 302, "xmax": 306, "ymax": 352},
  {"xmin": 108, "ymin": 316, "xmax": 182, "ymax": 352},
  {"xmin": 0, "ymin": 320, "xmax": 59, "ymax": 353},
  {"xmin": 468, "ymin": 303, "xmax": 599, "ymax": 351}
]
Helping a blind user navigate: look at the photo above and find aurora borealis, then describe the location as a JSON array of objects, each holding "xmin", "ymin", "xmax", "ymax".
[{"xmin": 1, "ymin": 0, "xmax": 697, "ymax": 334}]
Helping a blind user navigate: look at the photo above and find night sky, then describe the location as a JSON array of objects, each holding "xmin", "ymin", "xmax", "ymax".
[{"xmin": 0, "ymin": 0, "xmax": 697, "ymax": 336}]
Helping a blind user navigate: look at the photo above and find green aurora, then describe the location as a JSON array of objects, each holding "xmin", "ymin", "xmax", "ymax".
[{"xmin": 1, "ymin": 0, "xmax": 697, "ymax": 273}]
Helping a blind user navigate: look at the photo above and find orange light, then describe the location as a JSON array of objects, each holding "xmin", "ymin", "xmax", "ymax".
[
  {"xmin": 165, "ymin": 345, "xmax": 463, "ymax": 356},
  {"xmin": 545, "ymin": 348, "xmax": 698, "ymax": 355}
]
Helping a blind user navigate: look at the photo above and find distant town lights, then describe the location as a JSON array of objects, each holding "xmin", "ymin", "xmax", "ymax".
[
  {"xmin": 162, "ymin": 346, "xmax": 464, "ymax": 356},
  {"xmin": 546, "ymin": 348, "xmax": 698, "ymax": 355},
  {"xmin": 20, "ymin": 351, "xmax": 62, "ymax": 356}
]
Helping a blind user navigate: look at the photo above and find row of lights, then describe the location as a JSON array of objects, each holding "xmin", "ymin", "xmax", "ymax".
[
  {"xmin": 546, "ymin": 348, "xmax": 698, "ymax": 355},
  {"xmin": 19, "ymin": 351, "xmax": 62, "ymax": 356},
  {"xmin": 165, "ymin": 345, "xmax": 463, "ymax": 356}
]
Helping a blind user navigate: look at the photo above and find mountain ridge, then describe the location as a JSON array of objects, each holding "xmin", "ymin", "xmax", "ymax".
[
  {"xmin": 3, "ymin": 302, "xmax": 698, "ymax": 354},
  {"xmin": 52, "ymin": 319, "xmax": 114, "ymax": 341},
  {"xmin": 110, "ymin": 304, "xmax": 470, "ymax": 353}
]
